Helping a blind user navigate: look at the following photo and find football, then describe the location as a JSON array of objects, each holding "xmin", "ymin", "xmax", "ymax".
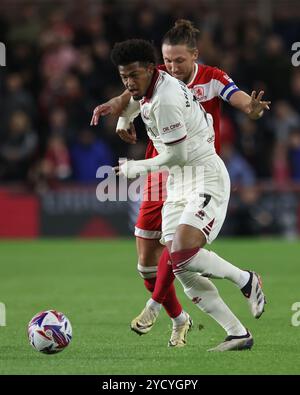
[{"xmin": 28, "ymin": 310, "xmax": 72, "ymax": 354}]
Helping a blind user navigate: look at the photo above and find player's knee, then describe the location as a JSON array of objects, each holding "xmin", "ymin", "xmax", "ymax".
[
  {"xmin": 170, "ymin": 247, "xmax": 200, "ymax": 275},
  {"xmin": 172, "ymin": 225, "xmax": 206, "ymax": 252},
  {"xmin": 137, "ymin": 263, "xmax": 157, "ymax": 279}
]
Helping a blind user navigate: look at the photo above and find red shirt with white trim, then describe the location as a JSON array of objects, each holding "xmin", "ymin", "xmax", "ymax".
[{"xmin": 144, "ymin": 63, "xmax": 240, "ymax": 158}]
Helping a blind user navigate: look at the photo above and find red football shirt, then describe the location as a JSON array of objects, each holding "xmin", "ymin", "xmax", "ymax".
[{"xmin": 145, "ymin": 63, "xmax": 240, "ymax": 158}]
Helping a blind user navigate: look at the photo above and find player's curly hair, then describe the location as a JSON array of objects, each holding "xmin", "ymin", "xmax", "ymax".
[
  {"xmin": 162, "ymin": 19, "xmax": 201, "ymax": 50},
  {"xmin": 111, "ymin": 39, "xmax": 156, "ymax": 66}
]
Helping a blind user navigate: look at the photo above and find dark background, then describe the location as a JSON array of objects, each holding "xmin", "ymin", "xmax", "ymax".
[{"xmin": 0, "ymin": 0, "xmax": 299, "ymax": 238}]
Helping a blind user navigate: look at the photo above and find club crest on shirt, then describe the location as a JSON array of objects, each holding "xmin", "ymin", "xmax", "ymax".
[{"xmin": 192, "ymin": 85, "xmax": 207, "ymax": 101}]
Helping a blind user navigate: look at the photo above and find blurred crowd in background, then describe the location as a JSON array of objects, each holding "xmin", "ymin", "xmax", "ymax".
[{"xmin": 0, "ymin": 0, "xmax": 299, "ymax": 237}]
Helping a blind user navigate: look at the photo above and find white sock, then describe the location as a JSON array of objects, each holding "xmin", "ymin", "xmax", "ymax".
[
  {"xmin": 146, "ymin": 298, "xmax": 162, "ymax": 313},
  {"xmin": 187, "ymin": 249, "xmax": 250, "ymax": 288},
  {"xmin": 175, "ymin": 271, "xmax": 247, "ymax": 337},
  {"xmin": 171, "ymin": 311, "xmax": 187, "ymax": 327}
]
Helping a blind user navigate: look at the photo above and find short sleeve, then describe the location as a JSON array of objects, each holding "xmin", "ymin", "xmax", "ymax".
[
  {"xmin": 153, "ymin": 99, "xmax": 187, "ymax": 145},
  {"xmin": 212, "ymin": 67, "xmax": 240, "ymax": 102}
]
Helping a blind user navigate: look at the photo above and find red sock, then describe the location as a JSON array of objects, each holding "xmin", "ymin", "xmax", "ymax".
[
  {"xmin": 152, "ymin": 247, "xmax": 175, "ymax": 302},
  {"xmin": 153, "ymin": 247, "xmax": 182, "ymax": 318},
  {"xmin": 144, "ymin": 277, "xmax": 156, "ymax": 293},
  {"xmin": 161, "ymin": 283, "xmax": 182, "ymax": 318},
  {"xmin": 144, "ymin": 276, "xmax": 182, "ymax": 319}
]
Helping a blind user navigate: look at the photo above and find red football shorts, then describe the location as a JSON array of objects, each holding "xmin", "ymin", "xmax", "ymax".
[{"xmin": 134, "ymin": 171, "xmax": 167, "ymax": 239}]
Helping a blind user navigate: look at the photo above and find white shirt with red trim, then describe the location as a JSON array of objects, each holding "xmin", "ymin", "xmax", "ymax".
[{"xmin": 140, "ymin": 69, "xmax": 216, "ymax": 165}]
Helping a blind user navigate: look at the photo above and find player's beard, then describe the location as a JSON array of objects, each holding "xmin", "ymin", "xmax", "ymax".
[{"xmin": 133, "ymin": 95, "xmax": 142, "ymax": 100}]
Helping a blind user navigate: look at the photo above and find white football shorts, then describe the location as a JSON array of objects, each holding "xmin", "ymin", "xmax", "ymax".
[{"xmin": 161, "ymin": 155, "xmax": 230, "ymax": 245}]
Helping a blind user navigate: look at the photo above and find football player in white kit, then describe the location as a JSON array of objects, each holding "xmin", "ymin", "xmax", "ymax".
[{"xmin": 111, "ymin": 39, "xmax": 266, "ymax": 351}]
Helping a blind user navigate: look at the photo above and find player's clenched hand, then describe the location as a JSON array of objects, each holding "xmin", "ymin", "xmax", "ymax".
[
  {"xmin": 90, "ymin": 103, "xmax": 113, "ymax": 126},
  {"xmin": 113, "ymin": 158, "xmax": 140, "ymax": 178},
  {"xmin": 248, "ymin": 91, "xmax": 271, "ymax": 120},
  {"xmin": 116, "ymin": 122, "xmax": 137, "ymax": 144}
]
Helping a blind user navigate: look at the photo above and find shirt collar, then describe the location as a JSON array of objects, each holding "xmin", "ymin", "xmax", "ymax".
[
  {"xmin": 187, "ymin": 63, "xmax": 199, "ymax": 88},
  {"xmin": 144, "ymin": 68, "xmax": 160, "ymax": 101}
]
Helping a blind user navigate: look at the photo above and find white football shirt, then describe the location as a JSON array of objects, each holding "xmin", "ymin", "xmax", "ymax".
[{"xmin": 139, "ymin": 69, "xmax": 216, "ymax": 165}]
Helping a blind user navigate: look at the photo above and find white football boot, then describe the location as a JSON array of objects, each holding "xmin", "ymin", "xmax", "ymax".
[
  {"xmin": 208, "ymin": 330, "xmax": 253, "ymax": 352},
  {"xmin": 168, "ymin": 313, "xmax": 193, "ymax": 348},
  {"xmin": 130, "ymin": 305, "xmax": 159, "ymax": 335},
  {"xmin": 241, "ymin": 271, "xmax": 266, "ymax": 319}
]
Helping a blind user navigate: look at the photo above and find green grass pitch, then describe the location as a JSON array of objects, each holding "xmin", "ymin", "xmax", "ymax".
[{"xmin": 1, "ymin": 238, "xmax": 300, "ymax": 375}]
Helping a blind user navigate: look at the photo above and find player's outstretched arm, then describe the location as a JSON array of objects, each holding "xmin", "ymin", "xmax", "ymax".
[
  {"xmin": 229, "ymin": 90, "xmax": 271, "ymax": 120},
  {"xmin": 90, "ymin": 90, "xmax": 131, "ymax": 126},
  {"xmin": 114, "ymin": 139, "xmax": 188, "ymax": 178}
]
